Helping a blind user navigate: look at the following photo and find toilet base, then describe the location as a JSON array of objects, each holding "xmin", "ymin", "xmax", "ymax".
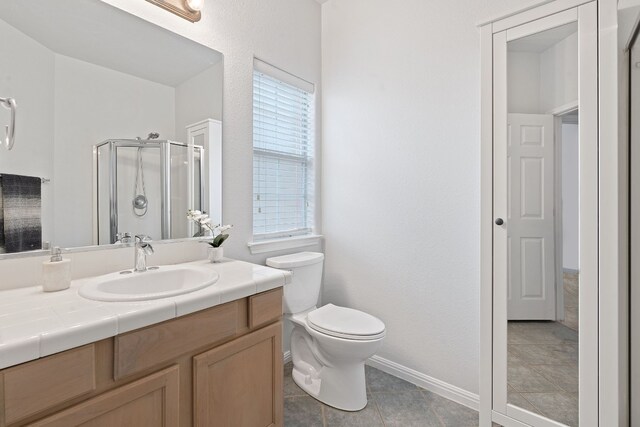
[{"xmin": 291, "ymin": 361, "xmax": 368, "ymax": 411}]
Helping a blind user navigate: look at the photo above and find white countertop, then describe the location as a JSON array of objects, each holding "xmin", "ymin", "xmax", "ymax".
[{"xmin": 0, "ymin": 258, "xmax": 291, "ymax": 370}]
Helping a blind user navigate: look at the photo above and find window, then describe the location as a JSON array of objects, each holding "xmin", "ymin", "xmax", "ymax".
[{"xmin": 252, "ymin": 59, "xmax": 315, "ymax": 241}]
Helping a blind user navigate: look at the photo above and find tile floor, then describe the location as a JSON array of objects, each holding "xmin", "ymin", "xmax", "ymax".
[
  {"xmin": 560, "ymin": 272, "xmax": 579, "ymax": 332},
  {"xmin": 507, "ymin": 321, "xmax": 579, "ymax": 426},
  {"xmin": 284, "ymin": 362, "xmax": 480, "ymax": 427}
]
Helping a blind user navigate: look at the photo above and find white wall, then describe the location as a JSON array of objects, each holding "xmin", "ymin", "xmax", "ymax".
[
  {"xmin": 321, "ymin": 0, "xmax": 536, "ymax": 395},
  {"xmin": 540, "ymin": 32, "xmax": 578, "ymax": 113},
  {"xmin": 53, "ymin": 54, "xmax": 176, "ymax": 248},
  {"xmin": 175, "ymin": 61, "xmax": 224, "ymax": 143},
  {"xmin": 562, "ymin": 123, "xmax": 579, "ymax": 271},
  {"xmin": 508, "ymin": 52, "xmax": 541, "ymax": 113},
  {"xmin": 0, "ymin": 19, "xmax": 55, "ymax": 246},
  {"xmin": 508, "ymin": 33, "xmax": 578, "ymax": 114}
]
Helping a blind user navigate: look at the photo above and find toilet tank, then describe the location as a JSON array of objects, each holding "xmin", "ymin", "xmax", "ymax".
[{"xmin": 266, "ymin": 252, "xmax": 324, "ymax": 314}]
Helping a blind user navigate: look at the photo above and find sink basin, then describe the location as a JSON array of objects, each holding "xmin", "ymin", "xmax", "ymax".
[{"xmin": 78, "ymin": 264, "xmax": 219, "ymax": 302}]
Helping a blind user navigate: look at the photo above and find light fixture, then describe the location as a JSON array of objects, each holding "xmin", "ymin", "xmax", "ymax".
[
  {"xmin": 145, "ymin": 0, "xmax": 202, "ymax": 22},
  {"xmin": 184, "ymin": 0, "xmax": 204, "ymax": 13}
]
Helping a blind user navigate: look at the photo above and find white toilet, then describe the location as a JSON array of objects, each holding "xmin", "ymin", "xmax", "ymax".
[{"xmin": 266, "ymin": 252, "xmax": 385, "ymax": 411}]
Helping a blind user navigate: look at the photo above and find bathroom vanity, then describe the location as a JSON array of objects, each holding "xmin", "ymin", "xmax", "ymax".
[{"xmin": 0, "ymin": 259, "xmax": 287, "ymax": 427}]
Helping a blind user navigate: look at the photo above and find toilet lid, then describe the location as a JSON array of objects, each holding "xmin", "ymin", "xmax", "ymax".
[{"xmin": 307, "ymin": 304, "xmax": 385, "ymax": 340}]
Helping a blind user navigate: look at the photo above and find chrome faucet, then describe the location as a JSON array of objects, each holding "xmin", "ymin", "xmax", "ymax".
[{"xmin": 134, "ymin": 235, "xmax": 154, "ymax": 272}]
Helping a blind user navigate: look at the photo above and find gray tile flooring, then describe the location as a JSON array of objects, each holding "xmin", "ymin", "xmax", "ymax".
[
  {"xmin": 560, "ymin": 272, "xmax": 579, "ymax": 332},
  {"xmin": 284, "ymin": 362, "xmax": 480, "ymax": 427},
  {"xmin": 507, "ymin": 321, "xmax": 579, "ymax": 426}
]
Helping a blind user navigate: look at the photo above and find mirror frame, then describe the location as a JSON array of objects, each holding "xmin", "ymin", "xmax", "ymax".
[{"xmin": 479, "ymin": 0, "xmax": 601, "ymax": 426}]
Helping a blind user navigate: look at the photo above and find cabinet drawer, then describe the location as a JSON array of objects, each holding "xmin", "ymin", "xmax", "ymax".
[
  {"xmin": 114, "ymin": 302, "xmax": 237, "ymax": 379},
  {"xmin": 29, "ymin": 365, "xmax": 179, "ymax": 427},
  {"xmin": 2, "ymin": 344, "xmax": 96, "ymax": 425},
  {"xmin": 249, "ymin": 288, "xmax": 283, "ymax": 329}
]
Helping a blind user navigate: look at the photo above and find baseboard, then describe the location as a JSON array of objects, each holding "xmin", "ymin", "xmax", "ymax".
[
  {"xmin": 563, "ymin": 268, "xmax": 579, "ymax": 275},
  {"xmin": 282, "ymin": 350, "xmax": 479, "ymax": 411},
  {"xmin": 366, "ymin": 355, "xmax": 480, "ymax": 411}
]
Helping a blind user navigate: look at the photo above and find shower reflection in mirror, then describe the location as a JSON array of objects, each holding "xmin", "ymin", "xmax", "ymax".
[{"xmin": 93, "ymin": 137, "xmax": 205, "ymax": 245}]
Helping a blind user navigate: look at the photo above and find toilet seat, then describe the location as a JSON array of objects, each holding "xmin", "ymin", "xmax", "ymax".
[{"xmin": 307, "ymin": 304, "xmax": 386, "ymax": 341}]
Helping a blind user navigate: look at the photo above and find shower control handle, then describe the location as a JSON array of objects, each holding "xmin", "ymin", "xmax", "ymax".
[{"xmin": 495, "ymin": 218, "xmax": 504, "ymax": 226}]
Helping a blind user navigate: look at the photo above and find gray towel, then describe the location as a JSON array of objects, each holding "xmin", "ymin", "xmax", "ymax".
[{"xmin": 0, "ymin": 174, "xmax": 42, "ymax": 253}]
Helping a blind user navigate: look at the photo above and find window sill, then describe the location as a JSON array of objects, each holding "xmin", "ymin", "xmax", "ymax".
[{"xmin": 247, "ymin": 234, "xmax": 323, "ymax": 255}]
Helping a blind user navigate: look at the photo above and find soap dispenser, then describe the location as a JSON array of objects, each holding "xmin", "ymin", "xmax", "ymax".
[{"xmin": 42, "ymin": 247, "xmax": 71, "ymax": 292}]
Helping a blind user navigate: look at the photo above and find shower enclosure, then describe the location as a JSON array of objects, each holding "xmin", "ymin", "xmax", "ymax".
[{"xmin": 93, "ymin": 139, "xmax": 204, "ymax": 244}]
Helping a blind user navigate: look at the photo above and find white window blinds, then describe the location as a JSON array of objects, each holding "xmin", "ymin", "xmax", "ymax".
[{"xmin": 253, "ymin": 60, "xmax": 315, "ymax": 240}]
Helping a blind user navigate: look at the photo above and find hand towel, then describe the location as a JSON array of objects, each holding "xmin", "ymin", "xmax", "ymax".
[{"xmin": 0, "ymin": 174, "xmax": 42, "ymax": 253}]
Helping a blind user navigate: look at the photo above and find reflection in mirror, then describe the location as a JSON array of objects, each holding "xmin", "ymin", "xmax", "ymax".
[
  {"xmin": 0, "ymin": 0, "xmax": 223, "ymax": 254},
  {"xmin": 506, "ymin": 22, "xmax": 579, "ymax": 426}
]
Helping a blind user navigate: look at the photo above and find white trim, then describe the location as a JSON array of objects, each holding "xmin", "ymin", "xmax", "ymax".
[
  {"xmin": 479, "ymin": 22, "xmax": 494, "ymax": 427},
  {"xmin": 478, "ymin": 0, "xmax": 567, "ymax": 27},
  {"xmin": 491, "ymin": 0, "xmax": 590, "ymax": 32},
  {"xmin": 247, "ymin": 234, "xmax": 323, "ymax": 255},
  {"xmin": 491, "ymin": 27, "xmax": 509, "ymax": 414},
  {"xmin": 554, "ymin": 116, "xmax": 565, "ymax": 321},
  {"xmin": 506, "ymin": 8, "xmax": 577, "ymax": 41},
  {"xmin": 253, "ymin": 57, "xmax": 315, "ymax": 94},
  {"xmin": 92, "ymin": 146, "xmax": 99, "ymax": 246},
  {"xmin": 577, "ymin": 4, "xmax": 600, "ymax": 425},
  {"xmin": 506, "ymin": 404, "xmax": 570, "ymax": 427},
  {"xmin": 492, "ymin": 410, "xmax": 532, "ymax": 427},
  {"xmin": 286, "ymin": 351, "xmax": 480, "ymax": 412},
  {"xmin": 547, "ymin": 100, "xmax": 579, "ymax": 115},
  {"xmin": 598, "ymin": 0, "xmax": 627, "ymax": 424},
  {"xmin": 365, "ymin": 355, "xmax": 479, "ymax": 411},
  {"xmin": 630, "ymin": 31, "xmax": 640, "ymax": 427}
]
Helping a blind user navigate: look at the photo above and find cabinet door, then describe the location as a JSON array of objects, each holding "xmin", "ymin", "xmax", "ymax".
[
  {"xmin": 194, "ymin": 322, "xmax": 283, "ymax": 427},
  {"xmin": 29, "ymin": 366, "xmax": 179, "ymax": 427}
]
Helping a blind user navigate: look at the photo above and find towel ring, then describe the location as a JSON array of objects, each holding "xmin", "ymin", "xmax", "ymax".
[{"xmin": 0, "ymin": 97, "xmax": 16, "ymax": 151}]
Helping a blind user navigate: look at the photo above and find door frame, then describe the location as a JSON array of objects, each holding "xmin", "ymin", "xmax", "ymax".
[
  {"xmin": 552, "ymin": 106, "xmax": 579, "ymax": 323},
  {"xmin": 478, "ymin": 0, "xmax": 617, "ymax": 425}
]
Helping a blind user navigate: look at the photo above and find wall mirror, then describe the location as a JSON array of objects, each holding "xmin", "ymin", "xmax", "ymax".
[
  {"xmin": 488, "ymin": 2, "xmax": 598, "ymax": 426},
  {"xmin": 505, "ymin": 21, "xmax": 579, "ymax": 426},
  {"xmin": 0, "ymin": 0, "xmax": 223, "ymax": 255}
]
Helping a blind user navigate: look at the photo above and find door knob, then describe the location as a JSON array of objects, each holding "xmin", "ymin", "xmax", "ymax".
[{"xmin": 495, "ymin": 218, "xmax": 504, "ymax": 226}]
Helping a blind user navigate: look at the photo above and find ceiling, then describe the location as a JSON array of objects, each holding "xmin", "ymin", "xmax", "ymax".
[
  {"xmin": 0, "ymin": 0, "xmax": 222, "ymax": 87},
  {"xmin": 508, "ymin": 21, "xmax": 578, "ymax": 53}
]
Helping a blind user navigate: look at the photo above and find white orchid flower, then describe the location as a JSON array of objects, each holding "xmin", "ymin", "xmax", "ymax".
[{"xmin": 216, "ymin": 224, "xmax": 233, "ymax": 233}]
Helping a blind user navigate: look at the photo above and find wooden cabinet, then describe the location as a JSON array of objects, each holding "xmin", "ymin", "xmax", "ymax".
[
  {"xmin": 2, "ymin": 345, "xmax": 96, "ymax": 425},
  {"xmin": 29, "ymin": 366, "xmax": 179, "ymax": 427},
  {"xmin": 194, "ymin": 322, "xmax": 283, "ymax": 427},
  {"xmin": 0, "ymin": 289, "xmax": 283, "ymax": 427}
]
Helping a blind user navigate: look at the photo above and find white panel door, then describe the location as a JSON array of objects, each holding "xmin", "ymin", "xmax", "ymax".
[{"xmin": 507, "ymin": 113, "xmax": 556, "ymax": 320}]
